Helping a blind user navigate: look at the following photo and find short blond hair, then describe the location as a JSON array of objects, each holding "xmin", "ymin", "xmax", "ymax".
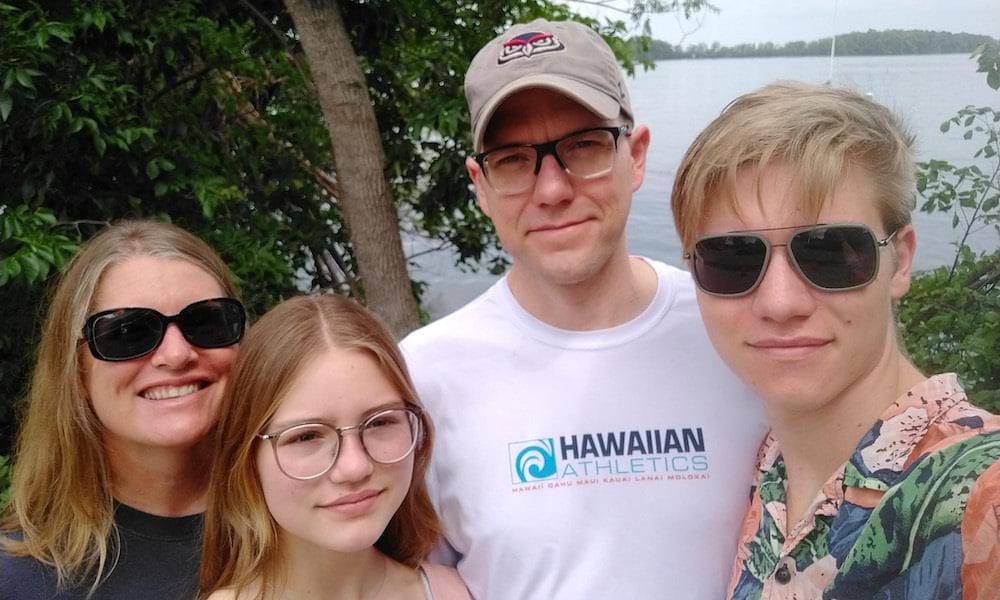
[
  {"xmin": 199, "ymin": 294, "xmax": 440, "ymax": 599},
  {"xmin": 1, "ymin": 220, "xmax": 239, "ymax": 593},
  {"xmin": 671, "ymin": 81, "xmax": 916, "ymax": 249}
]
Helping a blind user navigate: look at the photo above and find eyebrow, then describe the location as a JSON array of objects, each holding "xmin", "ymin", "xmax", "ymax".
[
  {"xmin": 264, "ymin": 400, "xmax": 409, "ymax": 433},
  {"xmin": 485, "ymin": 124, "xmax": 618, "ymax": 152}
]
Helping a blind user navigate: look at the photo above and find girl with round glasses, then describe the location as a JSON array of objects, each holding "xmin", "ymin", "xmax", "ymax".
[
  {"xmin": 199, "ymin": 294, "xmax": 470, "ymax": 600},
  {"xmin": 0, "ymin": 220, "xmax": 245, "ymax": 598}
]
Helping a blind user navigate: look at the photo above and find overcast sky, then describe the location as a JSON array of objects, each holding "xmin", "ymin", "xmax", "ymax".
[{"xmin": 577, "ymin": 0, "xmax": 999, "ymax": 47}]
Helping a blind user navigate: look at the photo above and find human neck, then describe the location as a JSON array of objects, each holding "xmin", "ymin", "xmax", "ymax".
[
  {"xmin": 768, "ymin": 348, "xmax": 925, "ymax": 527},
  {"xmin": 107, "ymin": 438, "xmax": 211, "ymax": 516},
  {"xmin": 507, "ymin": 254, "xmax": 657, "ymax": 331},
  {"xmin": 278, "ymin": 544, "xmax": 392, "ymax": 599}
]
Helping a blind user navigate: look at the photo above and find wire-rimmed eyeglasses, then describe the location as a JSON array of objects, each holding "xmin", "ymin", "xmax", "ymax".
[{"xmin": 257, "ymin": 406, "xmax": 422, "ymax": 480}]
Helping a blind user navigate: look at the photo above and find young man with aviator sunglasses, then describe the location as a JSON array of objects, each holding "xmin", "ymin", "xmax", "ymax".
[
  {"xmin": 672, "ymin": 81, "xmax": 1000, "ymax": 599},
  {"xmin": 401, "ymin": 18, "xmax": 767, "ymax": 599}
]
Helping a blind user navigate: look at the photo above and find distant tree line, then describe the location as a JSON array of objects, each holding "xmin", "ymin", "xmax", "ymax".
[{"xmin": 639, "ymin": 29, "xmax": 997, "ymax": 60}]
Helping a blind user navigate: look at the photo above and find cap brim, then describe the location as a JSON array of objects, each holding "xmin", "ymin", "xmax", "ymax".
[{"xmin": 472, "ymin": 74, "xmax": 621, "ymax": 151}]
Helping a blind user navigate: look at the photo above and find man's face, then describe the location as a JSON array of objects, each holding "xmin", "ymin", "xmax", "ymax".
[
  {"xmin": 692, "ymin": 163, "xmax": 915, "ymax": 415},
  {"xmin": 466, "ymin": 88, "xmax": 649, "ymax": 288}
]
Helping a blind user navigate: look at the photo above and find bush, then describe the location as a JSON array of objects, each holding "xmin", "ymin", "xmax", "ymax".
[{"xmin": 900, "ymin": 41, "xmax": 1000, "ymax": 411}]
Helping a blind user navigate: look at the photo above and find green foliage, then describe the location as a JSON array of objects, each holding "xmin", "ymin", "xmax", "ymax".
[
  {"xmin": 899, "ymin": 42, "xmax": 1000, "ymax": 411},
  {"xmin": 975, "ymin": 40, "xmax": 1000, "ymax": 90},
  {"xmin": 0, "ymin": 454, "xmax": 10, "ymax": 508},
  {"xmin": 901, "ymin": 251, "xmax": 1000, "ymax": 411},
  {"xmin": 0, "ymin": 1, "xmax": 694, "ymax": 454},
  {"xmin": 0, "ymin": 206, "xmax": 79, "ymax": 287}
]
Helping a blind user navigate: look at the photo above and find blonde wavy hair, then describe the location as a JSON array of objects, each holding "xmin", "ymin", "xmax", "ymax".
[
  {"xmin": 1, "ymin": 220, "xmax": 239, "ymax": 593},
  {"xmin": 671, "ymin": 81, "xmax": 916, "ymax": 250},
  {"xmin": 199, "ymin": 294, "xmax": 441, "ymax": 600}
]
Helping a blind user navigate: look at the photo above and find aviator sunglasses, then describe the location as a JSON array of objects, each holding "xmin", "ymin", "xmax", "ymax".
[
  {"xmin": 685, "ymin": 223, "xmax": 898, "ymax": 297},
  {"xmin": 82, "ymin": 297, "xmax": 246, "ymax": 361}
]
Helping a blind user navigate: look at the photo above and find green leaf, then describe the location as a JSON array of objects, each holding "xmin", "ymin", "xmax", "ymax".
[
  {"xmin": 14, "ymin": 69, "xmax": 35, "ymax": 89},
  {"xmin": 952, "ymin": 213, "xmax": 959, "ymax": 228},
  {"xmin": 940, "ymin": 121, "xmax": 951, "ymax": 133},
  {"xmin": 0, "ymin": 94, "xmax": 11, "ymax": 122},
  {"xmin": 36, "ymin": 209, "xmax": 57, "ymax": 225},
  {"xmin": 988, "ymin": 69, "xmax": 1000, "ymax": 91},
  {"xmin": 145, "ymin": 159, "xmax": 160, "ymax": 179},
  {"xmin": 3, "ymin": 257, "xmax": 21, "ymax": 277}
]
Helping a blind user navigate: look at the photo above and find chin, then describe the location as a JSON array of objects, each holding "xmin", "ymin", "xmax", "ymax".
[{"xmin": 320, "ymin": 528, "xmax": 387, "ymax": 555}]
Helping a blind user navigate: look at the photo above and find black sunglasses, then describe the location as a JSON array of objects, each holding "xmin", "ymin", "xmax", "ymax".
[
  {"xmin": 685, "ymin": 224, "xmax": 897, "ymax": 297},
  {"xmin": 82, "ymin": 298, "xmax": 246, "ymax": 361}
]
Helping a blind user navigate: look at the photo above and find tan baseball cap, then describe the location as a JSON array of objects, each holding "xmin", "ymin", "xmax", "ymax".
[{"xmin": 465, "ymin": 19, "xmax": 634, "ymax": 151}]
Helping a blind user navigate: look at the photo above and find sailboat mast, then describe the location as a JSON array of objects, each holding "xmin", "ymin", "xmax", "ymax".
[{"xmin": 828, "ymin": 0, "xmax": 839, "ymax": 84}]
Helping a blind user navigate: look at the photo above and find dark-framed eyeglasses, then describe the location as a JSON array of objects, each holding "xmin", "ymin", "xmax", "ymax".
[
  {"xmin": 82, "ymin": 297, "xmax": 246, "ymax": 361},
  {"xmin": 473, "ymin": 126, "xmax": 630, "ymax": 195},
  {"xmin": 684, "ymin": 223, "xmax": 898, "ymax": 297},
  {"xmin": 257, "ymin": 406, "xmax": 423, "ymax": 481}
]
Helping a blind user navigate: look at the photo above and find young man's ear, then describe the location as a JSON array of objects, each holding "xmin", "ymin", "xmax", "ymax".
[
  {"xmin": 627, "ymin": 125, "xmax": 650, "ymax": 192},
  {"xmin": 889, "ymin": 223, "xmax": 916, "ymax": 301},
  {"xmin": 466, "ymin": 156, "xmax": 492, "ymax": 219}
]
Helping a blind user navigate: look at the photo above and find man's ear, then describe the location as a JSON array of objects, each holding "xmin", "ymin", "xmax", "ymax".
[
  {"xmin": 627, "ymin": 124, "xmax": 650, "ymax": 192},
  {"xmin": 889, "ymin": 223, "xmax": 916, "ymax": 301},
  {"xmin": 466, "ymin": 156, "xmax": 492, "ymax": 218}
]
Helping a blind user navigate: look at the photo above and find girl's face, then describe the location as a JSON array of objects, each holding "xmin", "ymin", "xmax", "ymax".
[
  {"xmin": 81, "ymin": 256, "xmax": 237, "ymax": 456},
  {"xmin": 256, "ymin": 346, "xmax": 415, "ymax": 555}
]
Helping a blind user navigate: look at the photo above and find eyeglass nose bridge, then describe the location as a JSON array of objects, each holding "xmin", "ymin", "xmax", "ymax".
[{"xmin": 530, "ymin": 138, "xmax": 569, "ymax": 175}]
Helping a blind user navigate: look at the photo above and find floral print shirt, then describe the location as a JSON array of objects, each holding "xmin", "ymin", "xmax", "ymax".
[{"xmin": 727, "ymin": 374, "xmax": 1000, "ymax": 600}]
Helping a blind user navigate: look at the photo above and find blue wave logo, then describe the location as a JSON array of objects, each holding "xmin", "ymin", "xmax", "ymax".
[{"xmin": 509, "ymin": 438, "xmax": 558, "ymax": 484}]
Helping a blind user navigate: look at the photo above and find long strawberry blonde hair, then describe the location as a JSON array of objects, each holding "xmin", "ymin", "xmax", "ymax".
[{"xmin": 199, "ymin": 293, "xmax": 440, "ymax": 599}]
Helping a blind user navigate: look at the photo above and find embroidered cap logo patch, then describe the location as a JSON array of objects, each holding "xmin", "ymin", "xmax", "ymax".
[{"xmin": 498, "ymin": 31, "xmax": 565, "ymax": 65}]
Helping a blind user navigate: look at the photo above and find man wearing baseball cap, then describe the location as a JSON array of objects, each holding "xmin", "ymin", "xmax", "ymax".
[{"xmin": 402, "ymin": 19, "xmax": 765, "ymax": 598}]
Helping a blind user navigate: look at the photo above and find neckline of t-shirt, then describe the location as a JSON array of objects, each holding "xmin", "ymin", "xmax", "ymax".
[
  {"xmin": 496, "ymin": 257, "xmax": 677, "ymax": 350},
  {"xmin": 113, "ymin": 501, "xmax": 203, "ymax": 541}
]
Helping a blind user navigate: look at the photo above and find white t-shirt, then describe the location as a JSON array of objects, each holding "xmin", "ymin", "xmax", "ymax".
[{"xmin": 401, "ymin": 259, "xmax": 767, "ymax": 600}]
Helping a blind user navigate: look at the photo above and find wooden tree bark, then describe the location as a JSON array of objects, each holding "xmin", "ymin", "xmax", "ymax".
[{"xmin": 284, "ymin": 0, "xmax": 420, "ymax": 338}]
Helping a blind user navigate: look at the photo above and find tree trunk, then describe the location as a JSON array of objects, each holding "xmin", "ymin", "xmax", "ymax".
[{"xmin": 284, "ymin": 0, "xmax": 420, "ymax": 338}]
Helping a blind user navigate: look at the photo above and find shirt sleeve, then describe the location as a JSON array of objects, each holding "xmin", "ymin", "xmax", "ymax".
[{"xmin": 959, "ymin": 457, "xmax": 1000, "ymax": 599}]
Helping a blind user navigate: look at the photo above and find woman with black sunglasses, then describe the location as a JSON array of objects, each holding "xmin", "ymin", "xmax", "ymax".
[
  {"xmin": 672, "ymin": 82, "xmax": 1000, "ymax": 599},
  {"xmin": 0, "ymin": 220, "xmax": 246, "ymax": 599}
]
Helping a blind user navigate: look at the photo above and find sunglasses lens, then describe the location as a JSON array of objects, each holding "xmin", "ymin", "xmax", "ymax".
[
  {"xmin": 85, "ymin": 299, "xmax": 245, "ymax": 361},
  {"xmin": 790, "ymin": 226, "xmax": 877, "ymax": 289},
  {"xmin": 693, "ymin": 235, "xmax": 768, "ymax": 295},
  {"xmin": 89, "ymin": 309, "xmax": 164, "ymax": 360},
  {"xmin": 177, "ymin": 299, "xmax": 245, "ymax": 348}
]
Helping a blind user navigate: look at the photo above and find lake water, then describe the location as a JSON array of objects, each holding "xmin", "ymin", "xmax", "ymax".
[{"xmin": 410, "ymin": 53, "xmax": 1000, "ymax": 319}]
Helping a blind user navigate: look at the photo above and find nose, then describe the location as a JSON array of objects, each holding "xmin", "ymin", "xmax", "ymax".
[
  {"xmin": 328, "ymin": 432, "xmax": 374, "ymax": 483},
  {"xmin": 149, "ymin": 324, "xmax": 198, "ymax": 370},
  {"xmin": 750, "ymin": 247, "xmax": 817, "ymax": 323},
  {"xmin": 530, "ymin": 153, "xmax": 573, "ymax": 206}
]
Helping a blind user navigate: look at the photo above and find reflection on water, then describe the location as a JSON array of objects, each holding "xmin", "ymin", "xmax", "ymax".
[{"xmin": 410, "ymin": 54, "xmax": 1000, "ymax": 319}]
